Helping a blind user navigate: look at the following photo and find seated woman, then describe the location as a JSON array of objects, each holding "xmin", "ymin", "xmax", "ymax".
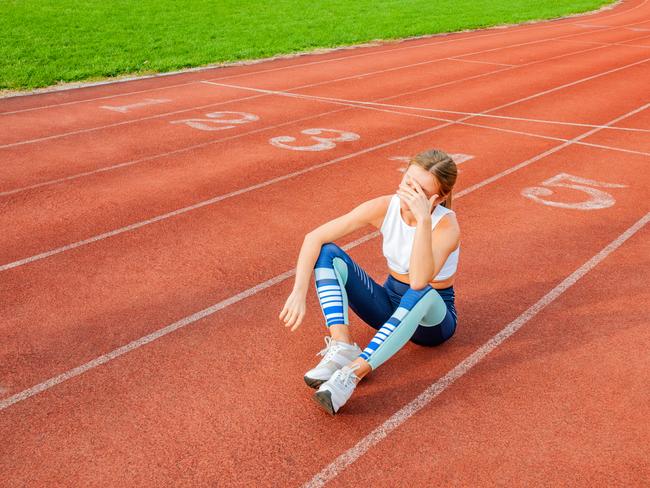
[{"xmin": 279, "ymin": 149, "xmax": 460, "ymax": 415}]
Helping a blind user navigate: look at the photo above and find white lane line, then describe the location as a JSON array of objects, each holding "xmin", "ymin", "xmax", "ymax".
[
  {"xmin": 0, "ymin": 106, "xmax": 347, "ymax": 197},
  {"xmin": 2, "ymin": 0, "xmax": 644, "ymax": 115},
  {"xmin": 0, "ymin": 42, "xmax": 612, "ymax": 196},
  {"xmin": 2, "ymin": 60, "xmax": 647, "ymax": 271},
  {"xmin": 454, "ymin": 103, "xmax": 650, "ymax": 198},
  {"xmin": 552, "ymin": 32, "xmax": 650, "ymax": 48},
  {"xmin": 0, "ymin": 123, "xmax": 462, "ymax": 272},
  {"xmin": 0, "ymin": 231, "xmax": 375, "ymax": 411},
  {"xmin": 573, "ymin": 23, "xmax": 611, "ymax": 28},
  {"xmin": 99, "ymin": 98, "xmax": 172, "ymax": 113},
  {"xmin": 1, "ymin": 23, "xmax": 623, "ymax": 149},
  {"xmin": 0, "ymin": 59, "xmax": 514, "ymax": 197},
  {"xmin": 448, "ymin": 58, "xmax": 516, "ymax": 67},
  {"xmin": 0, "ymin": 102, "xmax": 645, "ymax": 410},
  {"xmin": 245, "ymin": 91, "xmax": 650, "ymax": 157},
  {"xmin": 303, "ymin": 211, "xmax": 650, "ymax": 488},
  {"xmin": 206, "ymin": 55, "xmax": 650, "ymax": 134}
]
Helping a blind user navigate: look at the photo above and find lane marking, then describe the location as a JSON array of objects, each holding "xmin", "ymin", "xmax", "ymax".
[
  {"xmin": 573, "ymin": 23, "xmax": 611, "ymax": 28},
  {"xmin": 0, "ymin": 42, "xmax": 631, "ymax": 196},
  {"xmin": 1, "ymin": 0, "xmax": 644, "ymax": 115},
  {"xmin": 303, "ymin": 211, "xmax": 650, "ymax": 487},
  {"xmin": 2, "ymin": 62, "xmax": 647, "ymax": 272},
  {"xmin": 521, "ymin": 173, "xmax": 627, "ymax": 210},
  {"xmin": 0, "ymin": 102, "xmax": 645, "ymax": 410},
  {"xmin": 454, "ymin": 103, "xmax": 650, "ymax": 198},
  {"xmin": 206, "ymin": 55, "xmax": 650, "ymax": 134},
  {"xmin": 100, "ymin": 98, "xmax": 171, "ymax": 113},
  {"xmin": 299, "ymin": 96, "xmax": 650, "ymax": 157},
  {"xmin": 206, "ymin": 85, "xmax": 650, "ymax": 158},
  {"xmin": 553, "ymin": 32, "xmax": 650, "ymax": 48},
  {"xmin": 0, "ymin": 106, "xmax": 355, "ymax": 197},
  {"xmin": 447, "ymin": 58, "xmax": 516, "ymax": 67}
]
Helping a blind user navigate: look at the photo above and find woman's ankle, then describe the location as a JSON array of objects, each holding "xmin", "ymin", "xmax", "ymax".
[{"xmin": 329, "ymin": 324, "xmax": 352, "ymax": 345}]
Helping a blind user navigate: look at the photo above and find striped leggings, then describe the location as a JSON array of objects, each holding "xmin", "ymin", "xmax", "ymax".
[{"xmin": 313, "ymin": 242, "xmax": 457, "ymax": 370}]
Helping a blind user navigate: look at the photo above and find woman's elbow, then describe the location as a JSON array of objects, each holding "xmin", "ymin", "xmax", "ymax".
[
  {"xmin": 409, "ymin": 279, "xmax": 430, "ymax": 291},
  {"xmin": 304, "ymin": 231, "xmax": 321, "ymax": 244}
]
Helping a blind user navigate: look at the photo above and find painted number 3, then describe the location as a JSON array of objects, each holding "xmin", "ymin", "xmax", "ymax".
[
  {"xmin": 269, "ymin": 128, "xmax": 360, "ymax": 151},
  {"xmin": 521, "ymin": 173, "xmax": 627, "ymax": 210}
]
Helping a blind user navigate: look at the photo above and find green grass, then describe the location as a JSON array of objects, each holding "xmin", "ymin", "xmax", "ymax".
[{"xmin": 0, "ymin": 0, "xmax": 616, "ymax": 91}]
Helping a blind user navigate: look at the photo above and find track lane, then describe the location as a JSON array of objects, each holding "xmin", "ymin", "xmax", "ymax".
[
  {"xmin": 1, "ymin": 43, "xmax": 648, "ymax": 265},
  {"xmin": 323, "ymin": 213, "xmax": 649, "ymax": 488},
  {"xmin": 1, "ymin": 144, "xmax": 647, "ymax": 486}
]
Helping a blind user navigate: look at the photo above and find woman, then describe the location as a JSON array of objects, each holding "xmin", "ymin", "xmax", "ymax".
[{"xmin": 279, "ymin": 149, "xmax": 460, "ymax": 415}]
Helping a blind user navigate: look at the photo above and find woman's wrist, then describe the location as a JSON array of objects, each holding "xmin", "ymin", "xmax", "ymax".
[
  {"xmin": 292, "ymin": 283, "xmax": 309, "ymax": 297},
  {"xmin": 416, "ymin": 214, "xmax": 432, "ymax": 225}
]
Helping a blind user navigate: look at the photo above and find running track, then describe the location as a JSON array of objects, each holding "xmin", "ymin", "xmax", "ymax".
[{"xmin": 1, "ymin": 0, "xmax": 649, "ymax": 485}]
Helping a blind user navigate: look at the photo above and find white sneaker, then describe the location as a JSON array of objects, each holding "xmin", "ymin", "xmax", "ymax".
[
  {"xmin": 313, "ymin": 363, "xmax": 361, "ymax": 415},
  {"xmin": 303, "ymin": 336, "xmax": 362, "ymax": 389}
]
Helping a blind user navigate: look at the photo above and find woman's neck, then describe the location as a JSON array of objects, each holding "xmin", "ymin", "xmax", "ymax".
[{"xmin": 400, "ymin": 207, "xmax": 418, "ymax": 227}]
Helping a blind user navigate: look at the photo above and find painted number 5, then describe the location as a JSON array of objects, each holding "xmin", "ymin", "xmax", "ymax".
[
  {"xmin": 269, "ymin": 128, "xmax": 360, "ymax": 151},
  {"xmin": 521, "ymin": 173, "xmax": 627, "ymax": 210}
]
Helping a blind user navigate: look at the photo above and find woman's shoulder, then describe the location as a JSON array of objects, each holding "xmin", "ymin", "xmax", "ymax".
[
  {"xmin": 432, "ymin": 206, "xmax": 460, "ymax": 234},
  {"xmin": 366, "ymin": 194, "xmax": 394, "ymax": 229}
]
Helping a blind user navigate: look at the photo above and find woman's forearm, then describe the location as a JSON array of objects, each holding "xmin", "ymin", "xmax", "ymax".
[
  {"xmin": 292, "ymin": 233, "xmax": 323, "ymax": 297},
  {"xmin": 409, "ymin": 217, "xmax": 435, "ymax": 288}
]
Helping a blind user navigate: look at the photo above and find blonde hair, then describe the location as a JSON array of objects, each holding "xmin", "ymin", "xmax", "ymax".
[{"xmin": 408, "ymin": 149, "xmax": 457, "ymax": 209}]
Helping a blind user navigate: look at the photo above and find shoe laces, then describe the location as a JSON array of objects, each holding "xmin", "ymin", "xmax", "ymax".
[
  {"xmin": 316, "ymin": 336, "xmax": 345, "ymax": 363},
  {"xmin": 336, "ymin": 363, "xmax": 361, "ymax": 389}
]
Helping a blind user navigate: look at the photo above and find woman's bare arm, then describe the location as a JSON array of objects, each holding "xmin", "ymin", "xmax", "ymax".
[
  {"xmin": 280, "ymin": 195, "xmax": 388, "ymax": 332},
  {"xmin": 291, "ymin": 196, "xmax": 388, "ymax": 298},
  {"xmin": 409, "ymin": 213, "xmax": 460, "ymax": 289}
]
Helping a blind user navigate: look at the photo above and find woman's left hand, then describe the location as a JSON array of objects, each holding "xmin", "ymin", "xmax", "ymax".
[{"xmin": 397, "ymin": 177, "xmax": 436, "ymax": 223}]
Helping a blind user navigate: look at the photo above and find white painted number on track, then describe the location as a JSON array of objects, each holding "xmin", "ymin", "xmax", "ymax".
[
  {"xmin": 521, "ymin": 173, "xmax": 627, "ymax": 210},
  {"xmin": 390, "ymin": 153, "xmax": 474, "ymax": 172},
  {"xmin": 100, "ymin": 98, "xmax": 171, "ymax": 113},
  {"xmin": 269, "ymin": 128, "xmax": 360, "ymax": 151},
  {"xmin": 170, "ymin": 111, "xmax": 259, "ymax": 131}
]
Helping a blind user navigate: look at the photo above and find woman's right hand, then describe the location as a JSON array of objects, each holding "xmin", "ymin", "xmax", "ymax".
[{"xmin": 279, "ymin": 290, "xmax": 307, "ymax": 332}]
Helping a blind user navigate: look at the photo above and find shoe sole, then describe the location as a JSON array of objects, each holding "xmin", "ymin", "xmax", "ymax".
[
  {"xmin": 313, "ymin": 389, "xmax": 336, "ymax": 416},
  {"xmin": 304, "ymin": 352, "xmax": 361, "ymax": 390},
  {"xmin": 304, "ymin": 375, "xmax": 327, "ymax": 389}
]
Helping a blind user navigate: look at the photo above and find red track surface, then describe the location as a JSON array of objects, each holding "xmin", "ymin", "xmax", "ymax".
[{"xmin": 1, "ymin": 1, "xmax": 649, "ymax": 486}]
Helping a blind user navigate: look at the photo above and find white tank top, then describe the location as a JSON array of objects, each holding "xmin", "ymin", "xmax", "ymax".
[{"xmin": 380, "ymin": 194, "xmax": 459, "ymax": 280}]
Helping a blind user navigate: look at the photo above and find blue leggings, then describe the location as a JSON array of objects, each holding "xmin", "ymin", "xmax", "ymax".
[{"xmin": 313, "ymin": 242, "xmax": 457, "ymax": 370}]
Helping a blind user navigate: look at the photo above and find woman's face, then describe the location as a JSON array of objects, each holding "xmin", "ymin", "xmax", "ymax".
[{"xmin": 398, "ymin": 164, "xmax": 443, "ymax": 213}]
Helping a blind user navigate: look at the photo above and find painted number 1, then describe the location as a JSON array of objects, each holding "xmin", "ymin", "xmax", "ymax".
[{"xmin": 521, "ymin": 173, "xmax": 627, "ymax": 210}]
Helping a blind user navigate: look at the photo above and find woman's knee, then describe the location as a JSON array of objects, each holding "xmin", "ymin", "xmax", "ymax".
[
  {"xmin": 320, "ymin": 242, "xmax": 340, "ymax": 253},
  {"xmin": 410, "ymin": 328, "xmax": 453, "ymax": 347},
  {"xmin": 406, "ymin": 284, "xmax": 438, "ymax": 300},
  {"xmin": 314, "ymin": 242, "xmax": 343, "ymax": 266},
  {"xmin": 410, "ymin": 315, "xmax": 457, "ymax": 347}
]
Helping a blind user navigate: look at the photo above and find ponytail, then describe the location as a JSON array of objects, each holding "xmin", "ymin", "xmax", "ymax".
[{"xmin": 442, "ymin": 189, "xmax": 453, "ymax": 209}]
